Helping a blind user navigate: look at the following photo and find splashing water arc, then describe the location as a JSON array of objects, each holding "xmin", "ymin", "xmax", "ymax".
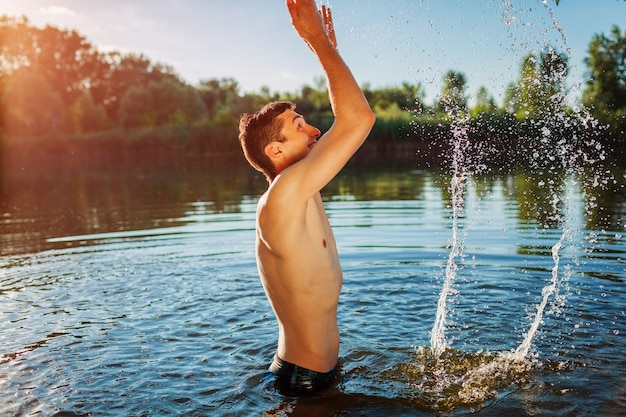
[{"xmin": 426, "ymin": 0, "xmax": 607, "ymax": 408}]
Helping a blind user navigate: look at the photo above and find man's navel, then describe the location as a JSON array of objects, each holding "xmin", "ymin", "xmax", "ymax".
[{"xmin": 322, "ymin": 238, "xmax": 327, "ymax": 248}]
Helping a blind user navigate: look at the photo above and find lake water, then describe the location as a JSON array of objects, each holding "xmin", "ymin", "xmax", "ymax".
[{"xmin": 1, "ymin": 153, "xmax": 625, "ymax": 416}]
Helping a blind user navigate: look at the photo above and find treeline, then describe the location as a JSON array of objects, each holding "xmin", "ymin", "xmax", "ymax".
[{"xmin": 0, "ymin": 16, "xmax": 624, "ymax": 162}]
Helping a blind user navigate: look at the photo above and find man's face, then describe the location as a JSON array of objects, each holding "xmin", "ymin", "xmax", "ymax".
[{"xmin": 276, "ymin": 109, "xmax": 321, "ymax": 164}]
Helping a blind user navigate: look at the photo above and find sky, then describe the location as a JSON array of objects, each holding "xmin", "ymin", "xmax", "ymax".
[{"xmin": 1, "ymin": 0, "xmax": 625, "ymax": 105}]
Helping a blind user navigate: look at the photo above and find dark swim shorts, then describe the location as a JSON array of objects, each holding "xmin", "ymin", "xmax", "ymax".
[{"xmin": 269, "ymin": 355, "xmax": 338, "ymax": 396}]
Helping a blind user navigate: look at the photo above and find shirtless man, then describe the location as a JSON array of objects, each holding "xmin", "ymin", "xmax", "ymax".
[{"xmin": 238, "ymin": 0, "xmax": 375, "ymax": 395}]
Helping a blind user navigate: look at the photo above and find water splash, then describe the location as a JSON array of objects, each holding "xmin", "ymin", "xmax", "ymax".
[
  {"xmin": 430, "ymin": 115, "xmax": 470, "ymax": 357},
  {"xmin": 422, "ymin": 0, "xmax": 608, "ymax": 411},
  {"xmin": 390, "ymin": 347, "xmax": 536, "ymax": 412},
  {"xmin": 419, "ymin": 179, "xmax": 577, "ymax": 409},
  {"xmin": 508, "ymin": 228, "xmax": 573, "ymax": 360},
  {"xmin": 427, "ymin": 0, "xmax": 607, "ymax": 349},
  {"xmin": 541, "ymin": 0, "xmax": 571, "ymax": 57}
]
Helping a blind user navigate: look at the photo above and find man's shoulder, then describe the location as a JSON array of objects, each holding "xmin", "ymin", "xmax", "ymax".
[
  {"xmin": 257, "ymin": 184, "xmax": 292, "ymax": 223},
  {"xmin": 262, "ymin": 173, "xmax": 311, "ymax": 208},
  {"xmin": 257, "ymin": 182, "xmax": 317, "ymax": 230}
]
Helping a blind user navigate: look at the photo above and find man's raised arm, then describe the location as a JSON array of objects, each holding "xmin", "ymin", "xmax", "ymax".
[{"xmin": 284, "ymin": 0, "xmax": 375, "ymax": 192}]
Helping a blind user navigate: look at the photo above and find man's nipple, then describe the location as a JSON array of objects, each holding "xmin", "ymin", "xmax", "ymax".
[{"xmin": 322, "ymin": 238, "xmax": 327, "ymax": 248}]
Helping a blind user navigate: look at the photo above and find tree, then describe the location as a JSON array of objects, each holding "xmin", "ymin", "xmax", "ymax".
[
  {"xmin": 0, "ymin": 68, "xmax": 67, "ymax": 137},
  {"xmin": 197, "ymin": 77, "xmax": 245, "ymax": 125},
  {"xmin": 582, "ymin": 25, "xmax": 626, "ymax": 128},
  {"xmin": 88, "ymin": 51, "xmax": 182, "ymax": 124},
  {"xmin": 435, "ymin": 70, "xmax": 468, "ymax": 116},
  {"xmin": 515, "ymin": 54, "xmax": 542, "ymax": 118},
  {"xmin": 509, "ymin": 47, "xmax": 568, "ymax": 119},
  {"xmin": 0, "ymin": 15, "xmax": 185, "ymax": 131},
  {"xmin": 118, "ymin": 78, "xmax": 206, "ymax": 129},
  {"xmin": 471, "ymin": 86, "xmax": 498, "ymax": 116},
  {"xmin": 367, "ymin": 82, "xmax": 426, "ymax": 115},
  {"xmin": 539, "ymin": 47, "xmax": 569, "ymax": 111},
  {"xmin": 502, "ymin": 83, "xmax": 520, "ymax": 115},
  {"xmin": 0, "ymin": 15, "xmax": 96, "ymax": 107},
  {"xmin": 400, "ymin": 81, "xmax": 427, "ymax": 113},
  {"xmin": 70, "ymin": 91, "xmax": 110, "ymax": 134}
]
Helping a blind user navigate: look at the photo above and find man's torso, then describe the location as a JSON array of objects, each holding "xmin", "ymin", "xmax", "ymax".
[{"xmin": 256, "ymin": 191, "xmax": 342, "ymax": 372}]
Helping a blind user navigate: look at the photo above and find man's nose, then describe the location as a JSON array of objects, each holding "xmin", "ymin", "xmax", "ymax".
[{"xmin": 308, "ymin": 125, "xmax": 321, "ymax": 139}]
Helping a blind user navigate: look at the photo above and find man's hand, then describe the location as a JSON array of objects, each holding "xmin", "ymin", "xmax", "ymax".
[{"xmin": 286, "ymin": 0, "xmax": 337, "ymax": 49}]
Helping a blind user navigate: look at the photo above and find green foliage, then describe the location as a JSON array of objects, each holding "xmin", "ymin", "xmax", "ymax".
[
  {"xmin": 198, "ymin": 77, "xmax": 269, "ymax": 129},
  {"xmin": 582, "ymin": 25, "xmax": 626, "ymax": 130},
  {"xmin": 71, "ymin": 91, "xmax": 110, "ymax": 134},
  {"xmin": 198, "ymin": 78, "xmax": 240, "ymax": 121},
  {"xmin": 89, "ymin": 52, "xmax": 182, "ymax": 123},
  {"xmin": 118, "ymin": 78, "xmax": 206, "ymax": 129},
  {"xmin": 0, "ymin": 15, "xmax": 184, "ymax": 136},
  {"xmin": 435, "ymin": 70, "xmax": 468, "ymax": 116},
  {"xmin": 508, "ymin": 48, "xmax": 568, "ymax": 119},
  {"xmin": 502, "ymin": 83, "xmax": 519, "ymax": 115},
  {"xmin": 0, "ymin": 13, "xmax": 623, "ymax": 155},
  {"xmin": 364, "ymin": 81, "xmax": 426, "ymax": 114},
  {"xmin": 0, "ymin": 15, "xmax": 95, "ymax": 106},
  {"xmin": 1, "ymin": 68, "xmax": 68, "ymax": 137},
  {"xmin": 470, "ymin": 86, "xmax": 499, "ymax": 117}
]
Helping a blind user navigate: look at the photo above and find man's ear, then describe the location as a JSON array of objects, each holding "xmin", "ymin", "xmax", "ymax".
[{"xmin": 264, "ymin": 142, "xmax": 282, "ymax": 160}]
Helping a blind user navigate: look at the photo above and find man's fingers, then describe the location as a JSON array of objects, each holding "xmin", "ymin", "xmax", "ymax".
[{"xmin": 286, "ymin": 0, "xmax": 298, "ymax": 19}]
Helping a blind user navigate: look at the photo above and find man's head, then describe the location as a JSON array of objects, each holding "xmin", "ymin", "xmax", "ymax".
[{"xmin": 239, "ymin": 101, "xmax": 295, "ymax": 181}]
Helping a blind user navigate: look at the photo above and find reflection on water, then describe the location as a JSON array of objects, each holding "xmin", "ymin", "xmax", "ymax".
[
  {"xmin": 0, "ymin": 154, "xmax": 625, "ymax": 416},
  {"xmin": 1, "ymin": 154, "xmax": 624, "ymax": 257},
  {"xmin": 0, "ymin": 154, "xmax": 262, "ymax": 256}
]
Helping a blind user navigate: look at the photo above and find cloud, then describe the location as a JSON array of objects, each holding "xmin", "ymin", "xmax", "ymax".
[{"xmin": 39, "ymin": 6, "xmax": 77, "ymax": 17}]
